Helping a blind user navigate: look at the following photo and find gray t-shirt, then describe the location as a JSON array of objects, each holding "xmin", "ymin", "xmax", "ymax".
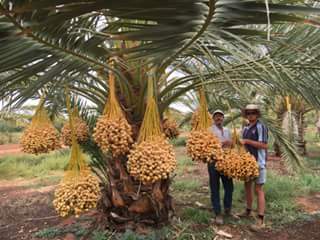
[{"xmin": 210, "ymin": 124, "xmax": 231, "ymax": 144}]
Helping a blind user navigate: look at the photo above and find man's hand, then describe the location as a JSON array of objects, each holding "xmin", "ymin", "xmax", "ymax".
[
  {"xmin": 222, "ymin": 140, "xmax": 232, "ymax": 148},
  {"xmin": 240, "ymin": 139, "xmax": 249, "ymax": 145},
  {"xmin": 240, "ymin": 139, "xmax": 267, "ymax": 149}
]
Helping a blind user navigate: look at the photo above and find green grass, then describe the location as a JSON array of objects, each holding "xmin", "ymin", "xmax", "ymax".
[
  {"xmin": 35, "ymin": 227, "xmax": 62, "ymax": 238},
  {"xmin": 172, "ymin": 179, "xmax": 202, "ymax": 191},
  {"xmin": 10, "ymin": 127, "xmax": 320, "ymax": 239},
  {"xmin": 0, "ymin": 149, "xmax": 70, "ymax": 179},
  {"xmin": 304, "ymin": 127, "xmax": 319, "ymax": 143},
  {"xmin": 91, "ymin": 230, "xmax": 109, "ymax": 240},
  {"xmin": 304, "ymin": 137, "xmax": 320, "ymax": 170},
  {"xmin": 181, "ymin": 208, "xmax": 211, "ymax": 224},
  {"xmin": 171, "ymin": 137, "xmax": 186, "ymax": 147},
  {"xmin": 36, "ymin": 227, "xmax": 170, "ymax": 240},
  {"xmin": 0, "ymin": 132, "xmax": 22, "ymax": 144},
  {"xmin": 305, "ymin": 155, "xmax": 320, "ymax": 168},
  {"xmin": 0, "ymin": 120, "xmax": 23, "ymax": 132},
  {"xmin": 26, "ymin": 175, "xmax": 62, "ymax": 188},
  {"xmin": 32, "ymin": 166, "xmax": 320, "ymax": 239},
  {"xmin": 246, "ymin": 171, "xmax": 320, "ymax": 226},
  {"xmin": 166, "ymin": 222, "xmax": 214, "ymax": 240},
  {"xmin": 175, "ymin": 156, "xmax": 194, "ymax": 176},
  {"xmin": 226, "ymin": 171, "xmax": 320, "ymax": 226},
  {"xmin": 177, "ymin": 156, "xmax": 193, "ymax": 167},
  {"xmin": 299, "ymin": 173, "xmax": 320, "ymax": 193},
  {"xmin": 172, "ymin": 168, "xmax": 320, "ymax": 228},
  {"xmin": 264, "ymin": 172, "xmax": 304, "ymax": 225},
  {"xmin": 118, "ymin": 230, "xmax": 165, "ymax": 240},
  {"xmin": 35, "ymin": 224, "xmax": 88, "ymax": 239}
]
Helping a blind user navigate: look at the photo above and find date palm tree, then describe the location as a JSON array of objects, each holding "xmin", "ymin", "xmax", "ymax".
[{"xmin": 1, "ymin": 0, "xmax": 320, "ymax": 228}]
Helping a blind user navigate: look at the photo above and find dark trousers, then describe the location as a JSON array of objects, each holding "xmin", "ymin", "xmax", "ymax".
[{"xmin": 208, "ymin": 162, "xmax": 233, "ymax": 215}]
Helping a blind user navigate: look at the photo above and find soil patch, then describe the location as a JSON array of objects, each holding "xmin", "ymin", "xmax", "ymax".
[
  {"xmin": 250, "ymin": 217, "xmax": 320, "ymax": 240},
  {"xmin": 0, "ymin": 180, "xmax": 60, "ymax": 240},
  {"xmin": 0, "ymin": 144, "xmax": 22, "ymax": 156},
  {"xmin": 296, "ymin": 193, "xmax": 320, "ymax": 214}
]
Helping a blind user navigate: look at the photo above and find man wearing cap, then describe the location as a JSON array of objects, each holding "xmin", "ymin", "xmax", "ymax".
[
  {"xmin": 208, "ymin": 109, "xmax": 233, "ymax": 225},
  {"xmin": 239, "ymin": 104, "xmax": 268, "ymax": 230}
]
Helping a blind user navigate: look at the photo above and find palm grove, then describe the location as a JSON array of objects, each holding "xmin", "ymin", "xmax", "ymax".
[{"xmin": 1, "ymin": 0, "xmax": 320, "ymax": 229}]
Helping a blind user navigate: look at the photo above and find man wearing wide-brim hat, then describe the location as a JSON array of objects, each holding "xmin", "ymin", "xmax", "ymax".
[{"xmin": 238, "ymin": 104, "xmax": 268, "ymax": 231}]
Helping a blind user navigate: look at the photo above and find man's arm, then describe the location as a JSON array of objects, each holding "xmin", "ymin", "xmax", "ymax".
[{"xmin": 240, "ymin": 139, "xmax": 267, "ymax": 149}]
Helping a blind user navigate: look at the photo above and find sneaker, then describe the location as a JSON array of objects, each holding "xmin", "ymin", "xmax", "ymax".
[
  {"xmin": 236, "ymin": 209, "xmax": 253, "ymax": 218},
  {"xmin": 224, "ymin": 209, "xmax": 240, "ymax": 220},
  {"xmin": 249, "ymin": 220, "xmax": 265, "ymax": 232},
  {"xmin": 224, "ymin": 208, "xmax": 231, "ymax": 216},
  {"xmin": 215, "ymin": 214, "xmax": 224, "ymax": 225},
  {"xmin": 225, "ymin": 212, "xmax": 240, "ymax": 221}
]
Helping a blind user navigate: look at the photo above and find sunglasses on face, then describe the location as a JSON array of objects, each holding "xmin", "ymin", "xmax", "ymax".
[{"xmin": 245, "ymin": 111, "xmax": 258, "ymax": 115}]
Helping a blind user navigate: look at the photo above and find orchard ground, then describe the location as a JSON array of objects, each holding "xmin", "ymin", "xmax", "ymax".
[{"xmin": 0, "ymin": 132, "xmax": 320, "ymax": 240}]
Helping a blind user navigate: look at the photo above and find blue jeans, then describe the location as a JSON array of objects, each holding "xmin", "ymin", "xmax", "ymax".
[{"xmin": 208, "ymin": 162, "xmax": 234, "ymax": 215}]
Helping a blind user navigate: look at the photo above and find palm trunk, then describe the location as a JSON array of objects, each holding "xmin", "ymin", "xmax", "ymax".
[
  {"xmin": 98, "ymin": 155, "xmax": 174, "ymax": 229},
  {"xmin": 274, "ymin": 107, "xmax": 306, "ymax": 156},
  {"xmin": 296, "ymin": 112, "xmax": 306, "ymax": 155},
  {"xmin": 273, "ymin": 111, "xmax": 283, "ymax": 157}
]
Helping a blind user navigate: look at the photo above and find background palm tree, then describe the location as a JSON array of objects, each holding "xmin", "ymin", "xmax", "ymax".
[{"xmin": 1, "ymin": 0, "xmax": 320, "ymax": 229}]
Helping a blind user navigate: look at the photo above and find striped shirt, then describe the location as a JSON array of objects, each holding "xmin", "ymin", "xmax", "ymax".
[{"xmin": 242, "ymin": 120, "xmax": 268, "ymax": 168}]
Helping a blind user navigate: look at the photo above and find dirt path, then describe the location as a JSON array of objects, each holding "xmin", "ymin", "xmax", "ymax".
[
  {"xmin": 296, "ymin": 193, "xmax": 320, "ymax": 214},
  {"xmin": 0, "ymin": 144, "xmax": 22, "ymax": 156},
  {"xmin": 1, "ymin": 178, "xmax": 320, "ymax": 240},
  {"xmin": 250, "ymin": 218, "xmax": 320, "ymax": 240},
  {"xmin": 0, "ymin": 179, "xmax": 60, "ymax": 240}
]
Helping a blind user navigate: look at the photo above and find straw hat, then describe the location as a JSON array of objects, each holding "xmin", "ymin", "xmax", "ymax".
[{"xmin": 242, "ymin": 104, "xmax": 261, "ymax": 117}]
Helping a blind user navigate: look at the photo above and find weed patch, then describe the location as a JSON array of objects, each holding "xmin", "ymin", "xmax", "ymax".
[
  {"xmin": 181, "ymin": 208, "xmax": 211, "ymax": 224},
  {"xmin": 172, "ymin": 179, "xmax": 202, "ymax": 192},
  {"xmin": 171, "ymin": 137, "xmax": 186, "ymax": 147},
  {"xmin": 91, "ymin": 230, "xmax": 110, "ymax": 240},
  {"xmin": 177, "ymin": 156, "xmax": 193, "ymax": 168},
  {"xmin": 34, "ymin": 227, "xmax": 62, "ymax": 238},
  {"xmin": 34, "ymin": 223, "xmax": 88, "ymax": 239},
  {"xmin": 0, "ymin": 149, "xmax": 70, "ymax": 179}
]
